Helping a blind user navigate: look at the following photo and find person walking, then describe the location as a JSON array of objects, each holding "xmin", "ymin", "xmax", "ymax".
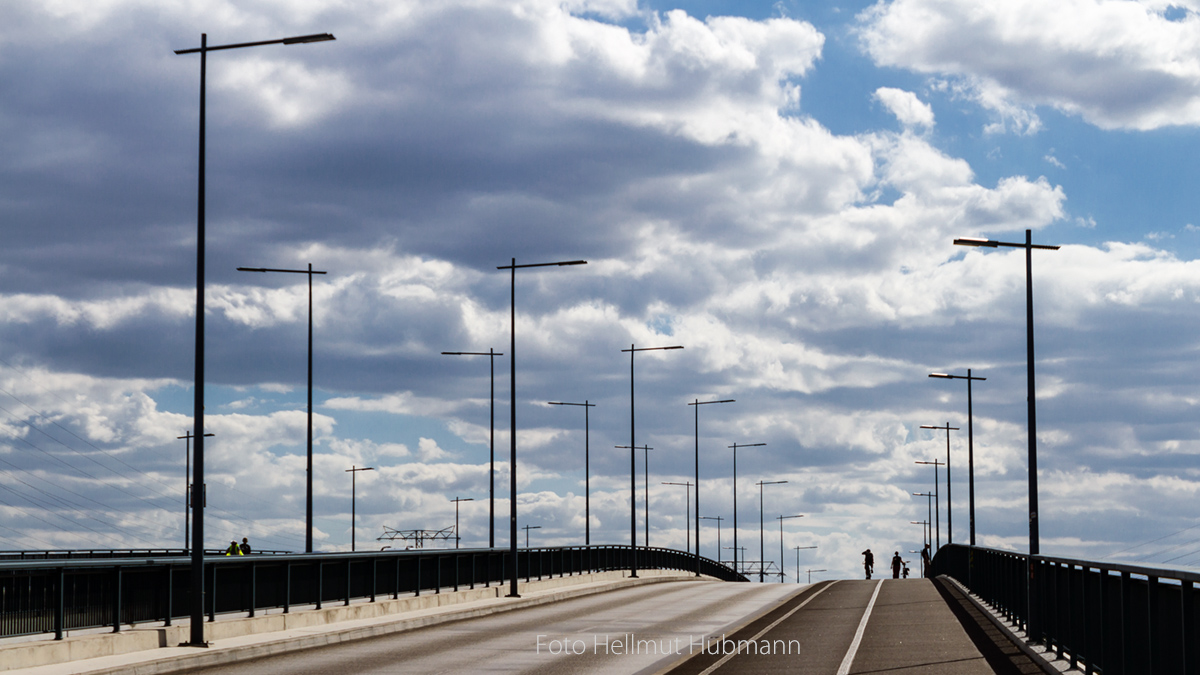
[
  {"xmin": 862, "ymin": 549, "xmax": 874, "ymax": 579},
  {"xmin": 891, "ymin": 551, "xmax": 903, "ymax": 579},
  {"xmin": 239, "ymin": 537, "xmax": 252, "ymax": 555},
  {"xmin": 921, "ymin": 544, "xmax": 932, "ymax": 577}
]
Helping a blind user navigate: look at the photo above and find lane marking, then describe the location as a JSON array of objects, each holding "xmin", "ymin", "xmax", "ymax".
[
  {"xmin": 697, "ymin": 581, "xmax": 839, "ymax": 675},
  {"xmin": 836, "ymin": 579, "xmax": 884, "ymax": 675}
]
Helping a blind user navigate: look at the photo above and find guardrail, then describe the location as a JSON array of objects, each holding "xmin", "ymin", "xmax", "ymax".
[
  {"xmin": 1, "ymin": 544, "xmax": 744, "ymax": 641},
  {"xmin": 933, "ymin": 543, "xmax": 1200, "ymax": 675},
  {"xmin": 0, "ymin": 549, "xmax": 292, "ymax": 561}
]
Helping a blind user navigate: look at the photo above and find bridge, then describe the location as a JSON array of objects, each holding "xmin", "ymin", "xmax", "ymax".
[{"xmin": 0, "ymin": 543, "xmax": 1194, "ymax": 673}]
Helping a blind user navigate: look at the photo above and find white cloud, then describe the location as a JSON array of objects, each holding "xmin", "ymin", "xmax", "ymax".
[
  {"xmin": 859, "ymin": 0, "xmax": 1200, "ymax": 130},
  {"xmin": 874, "ymin": 87, "xmax": 935, "ymax": 128}
]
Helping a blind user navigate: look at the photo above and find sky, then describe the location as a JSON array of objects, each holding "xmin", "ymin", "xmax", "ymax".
[{"xmin": 3, "ymin": 0, "xmax": 1200, "ymax": 581}]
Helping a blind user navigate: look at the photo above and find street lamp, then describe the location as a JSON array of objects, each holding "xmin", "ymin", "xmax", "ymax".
[
  {"xmin": 497, "ymin": 258, "xmax": 586, "ymax": 598},
  {"xmin": 954, "ymin": 230, "xmax": 1060, "ymax": 560},
  {"xmin": 239, "ymin": 264, "xmax": 327, "ymax": 552},
  {"xmin": 450, "ymin": 497, "xmax": 474, "ymax": 549},
  {"xmin": 911, "ymin": 521, "xmax": 929, "ymax": 576},
  {"xmin": 914, "ymin": 460, "xmax": 944, "ymax": 551},
  {"xmin": 728, "ymin": 443, "xmax": 765, "ymax": 574},
  {"xmin": 663, "ymin": 482, "xmax": 693, "ymax": 552},
  {"xmin": 548, "ymin": 400, "xmax": 595, "ymax": 545},
  {"xmin": 913, "ymin": 492, "xmax": 933, "ymax": 553},
  {"xmin": 345, "ymin": 465, "xmax": 375, "ymax": 551},
  {"xmin": 688, "ymin": 398, "xmax": 734, "ymax": 576},
  {"xmin": 776, "ymin": 515, "xmax": 803, "ymax": 583},
  {"xmin": 806, "ymin": 569, "xmax": 826, "ymax": 584},
  {"xmin": 177, "ymin": 431, "xmax": 213, "ymax": 552},
  {"xmin": 620, "ymin": 343, "xmax": 683, "ymax": 578},
  {"xmin": 929, "ymin": 371, "xmax": 986, "ymax": 545},
  {"xmin": 174, "ymin": 30, "xmax": 335, "ymax": 648},
  {"xmin": 615, "ymin": 444, "xmax": 651, "ymax": 563},
  {"xmin": 444, "ymin": 349, "xmax": 505, "ymax": 548},
  {"xmin": 700, "ymin": 515, "xmax": 724, "ymax": 563},
  {"xmin": 756, "ymin": 480, "xmax": 787, "ymax": 582},
  {"xmin": 522, "ymin": 524, "xmax": 541, "ymax": 548},
  {"xmin": 920, "ymin": 424, "xmax": 958, "ymax": 544},
  {"xmin": 793, "ymin": 545, "xmax": 817, "ymax": 584}
]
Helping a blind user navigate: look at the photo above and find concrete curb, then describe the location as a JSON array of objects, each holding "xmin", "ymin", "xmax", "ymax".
[
  {"xmin": 938, "ymin": 575, "xmax": 1066, "ymax": 674},
  {"xmin": 7, "ymin": 570, "xmax": 696, "ymax": 675}
]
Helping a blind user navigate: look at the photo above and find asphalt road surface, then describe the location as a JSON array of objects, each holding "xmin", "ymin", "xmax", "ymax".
[
  {"xmin": 182, "ymin": 578, "xmax": 995, "ymax": 674},
  {"xmin": 182, "ymin": 579, "xmax": 801, "ymax": 675}
]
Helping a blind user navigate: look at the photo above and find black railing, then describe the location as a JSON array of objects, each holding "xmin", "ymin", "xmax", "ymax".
[
  {"xmin": 934, "ymin": 543, "xmax": 1200, "ymax": 675},
  {"xmin": 0, "ymin": 549, "xmax": 291, "ymax": 562},
  {"xmin": 0, "ymin": 545, "xmax": 744, "ymax": 640}
]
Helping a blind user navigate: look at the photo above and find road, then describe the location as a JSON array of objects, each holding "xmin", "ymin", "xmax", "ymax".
[
  {"xmin": 184, "ymin": 580, "xmax": 800, "ymax": 675},
  {"xmin": 184, "ymin": 579, "xmax": 995, "ymax": 674}
]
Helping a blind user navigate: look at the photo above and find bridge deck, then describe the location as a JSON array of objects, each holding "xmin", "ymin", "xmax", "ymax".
[{"xmin": 4, "ymin": 576, "xmax": 1045, "ymax": 674}]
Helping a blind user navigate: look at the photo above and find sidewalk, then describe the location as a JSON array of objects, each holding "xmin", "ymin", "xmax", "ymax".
[{"xmin": 3, "ymin": 569, "xmax": 696, "ymax": 675}]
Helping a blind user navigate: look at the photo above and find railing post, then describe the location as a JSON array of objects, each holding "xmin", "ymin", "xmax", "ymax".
[
  {"xmin": 371, "ymin": 558, "xmax": 377, "ymax": 603},
  {"xmin": 1147, "ymin": 575, "xmax": 1159, "ymax": 675},
  {"xmin": 54, "ymin": 567, "xmax": 64, "ymax": 640},
  {"xmin": 249, "ymin": 562, "xmax": 256, "ymax": 617},
  {"xmin": 1183, "ymin": 579, "xmax": 1195, "ymax": 675},
  {"xmin": 316, "ymin": 562, "xmax": 323, "ymax": 610},
  {"xmin": 165, "ymin": 565, "xmax": 173, "ymax": 627},
  {"xmin": 284, "ymin": 563, "xmax": 291, "ymax": 614},
  {"xmin": 1120, "ymin": 570, "xmax": 1131, "ymax": 675},
  {"xmin": 112, "ymin": 567, "xmax": 122, "ymax": 633},
  {"xmin": 208, "ymin": 563, "xmax": 216, "ymax": 623},
  {"xmin": 345, "ymin": 559, "xmax": 351, "ymax": 607}
]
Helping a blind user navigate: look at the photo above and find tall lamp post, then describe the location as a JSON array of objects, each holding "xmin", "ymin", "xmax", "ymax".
[
  {"xmin": 776, "ymin": 515, "xmax": 803, "ymax": 582},
  {"xmin": 920, "ymin": 424, "xmax": 958, "ymax": 544},
  {"xmin": 728, "ymin": 443, "xmax": 765, "ymax": 574},
  {"xmin": 955, "ymin": 228, "xmax": 1060, "ymax": 638},
  {"xmin": 548, "ymin": 400, "xmax": 594, "ymax": 545},
  {"xmin": 700, "ymin": 515, "xmax": 724, "ymax": 563},
  {"xmin": 522, "ymin": 524, "xmax": 541, "ymax": 548},
  {"xmin": 450, "ymin": 497, "xmax": 473, "ymax": 549},
  {"xmin": 174, "ymin": 30, "xmax": 334, "ymax": 647},
  {"xmin": 914, "ymin": 460, "xmax": 944, "ymax": 551},
  {"xmin": 238, "ymin": 264, "xmax": 327, "ymax": 552},
  {"xmin": 913, "ymin": 492, "xmax": 933, "ymax": 552},
  {"xmin": 688, "ymin": 398, "xmax": 734, "ymax": 576},
  {"xmin": 177, "ymin": 431, "xmax": 213, "ymax": 552},
  {"xmin": 620, "ymin": 343, "xmax": 683, "ymax": 578},
  {"xmin": 806, "ymin": 569, "xmax": 826, "ymax": 584},
  {"xmin": 443, "ymin": 349, "xmax": 504, "ymax": 548},
  {"xmin": 954, "ymin": 230, "xmax": 1060, "ymax": 562},
  {"xmin": 911, "ymin": 521, "xmax": 929, "ymax": 576},
  {"xmin": 663, "ymin": 481, "xmax": 693, "ymax": 552},
  {"xmin": 793, "ymin": 545, "xmax": 817, "ymax": 584},
  {"xmin": 929, "ymin": 371, "xmax": 985, "ymax": 545},
  {"xmin": 756, "ymin": 480, "xmax": 787, "ymax": 582},
  {"xmin": 345, "ymin": 465, "xmax": 375, "ymax": 551},
  {"xmin": 498, "ymin": 258, "xmax": 586, "ymax": 598}
]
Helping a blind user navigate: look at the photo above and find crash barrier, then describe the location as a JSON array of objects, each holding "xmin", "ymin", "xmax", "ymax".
[
  {"xmin": 1, "ymin": 544, "xmax": 744, "ymax": 640},
  {"xmin": 934, "ymin": 543, "xmax": 1199, "ymax": 675}
]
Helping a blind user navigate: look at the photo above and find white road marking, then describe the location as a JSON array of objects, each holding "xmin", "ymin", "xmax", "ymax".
[
  {"xmin": 698, "ymin": 580, "xmax": 839, "ymax": 675},
  {"xmin": 836, "ymin": 579, "xmax": 884, "ymax": 675}
]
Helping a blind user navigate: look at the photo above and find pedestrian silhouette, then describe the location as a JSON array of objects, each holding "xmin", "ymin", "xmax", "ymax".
[
  {"xmin": 891, "ymin": 551, "xmax": 902, "ymax": 579},
  {"xmin": 862, "ymin": 549, "xmax": 874, "ymax": 579},
  {"xmin": 239, "ymin": 537, "xmax": 251, "ymax": 555}
]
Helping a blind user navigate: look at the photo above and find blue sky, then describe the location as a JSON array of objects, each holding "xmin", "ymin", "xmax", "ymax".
[{"xmin": 4, "ymin": 0, "xmax": 1200, "ymax": 579}]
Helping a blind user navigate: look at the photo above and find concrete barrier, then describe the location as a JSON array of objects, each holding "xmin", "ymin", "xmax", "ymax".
[{"xmin": 0, "ymin": 569, "xmax": 691, "ymax": 673}]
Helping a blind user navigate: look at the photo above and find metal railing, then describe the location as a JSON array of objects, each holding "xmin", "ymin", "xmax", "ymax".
[
  {"xmin": 933, "ymin": 543, "xmax": 1200, "ymax": 675},
  {"xmin": 1, "ymin": 544, "xmax": 744, "ymax": 641},
  {"xmin": 0, "ymin": 549, "xmax": 291, "ymax": 562}
]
